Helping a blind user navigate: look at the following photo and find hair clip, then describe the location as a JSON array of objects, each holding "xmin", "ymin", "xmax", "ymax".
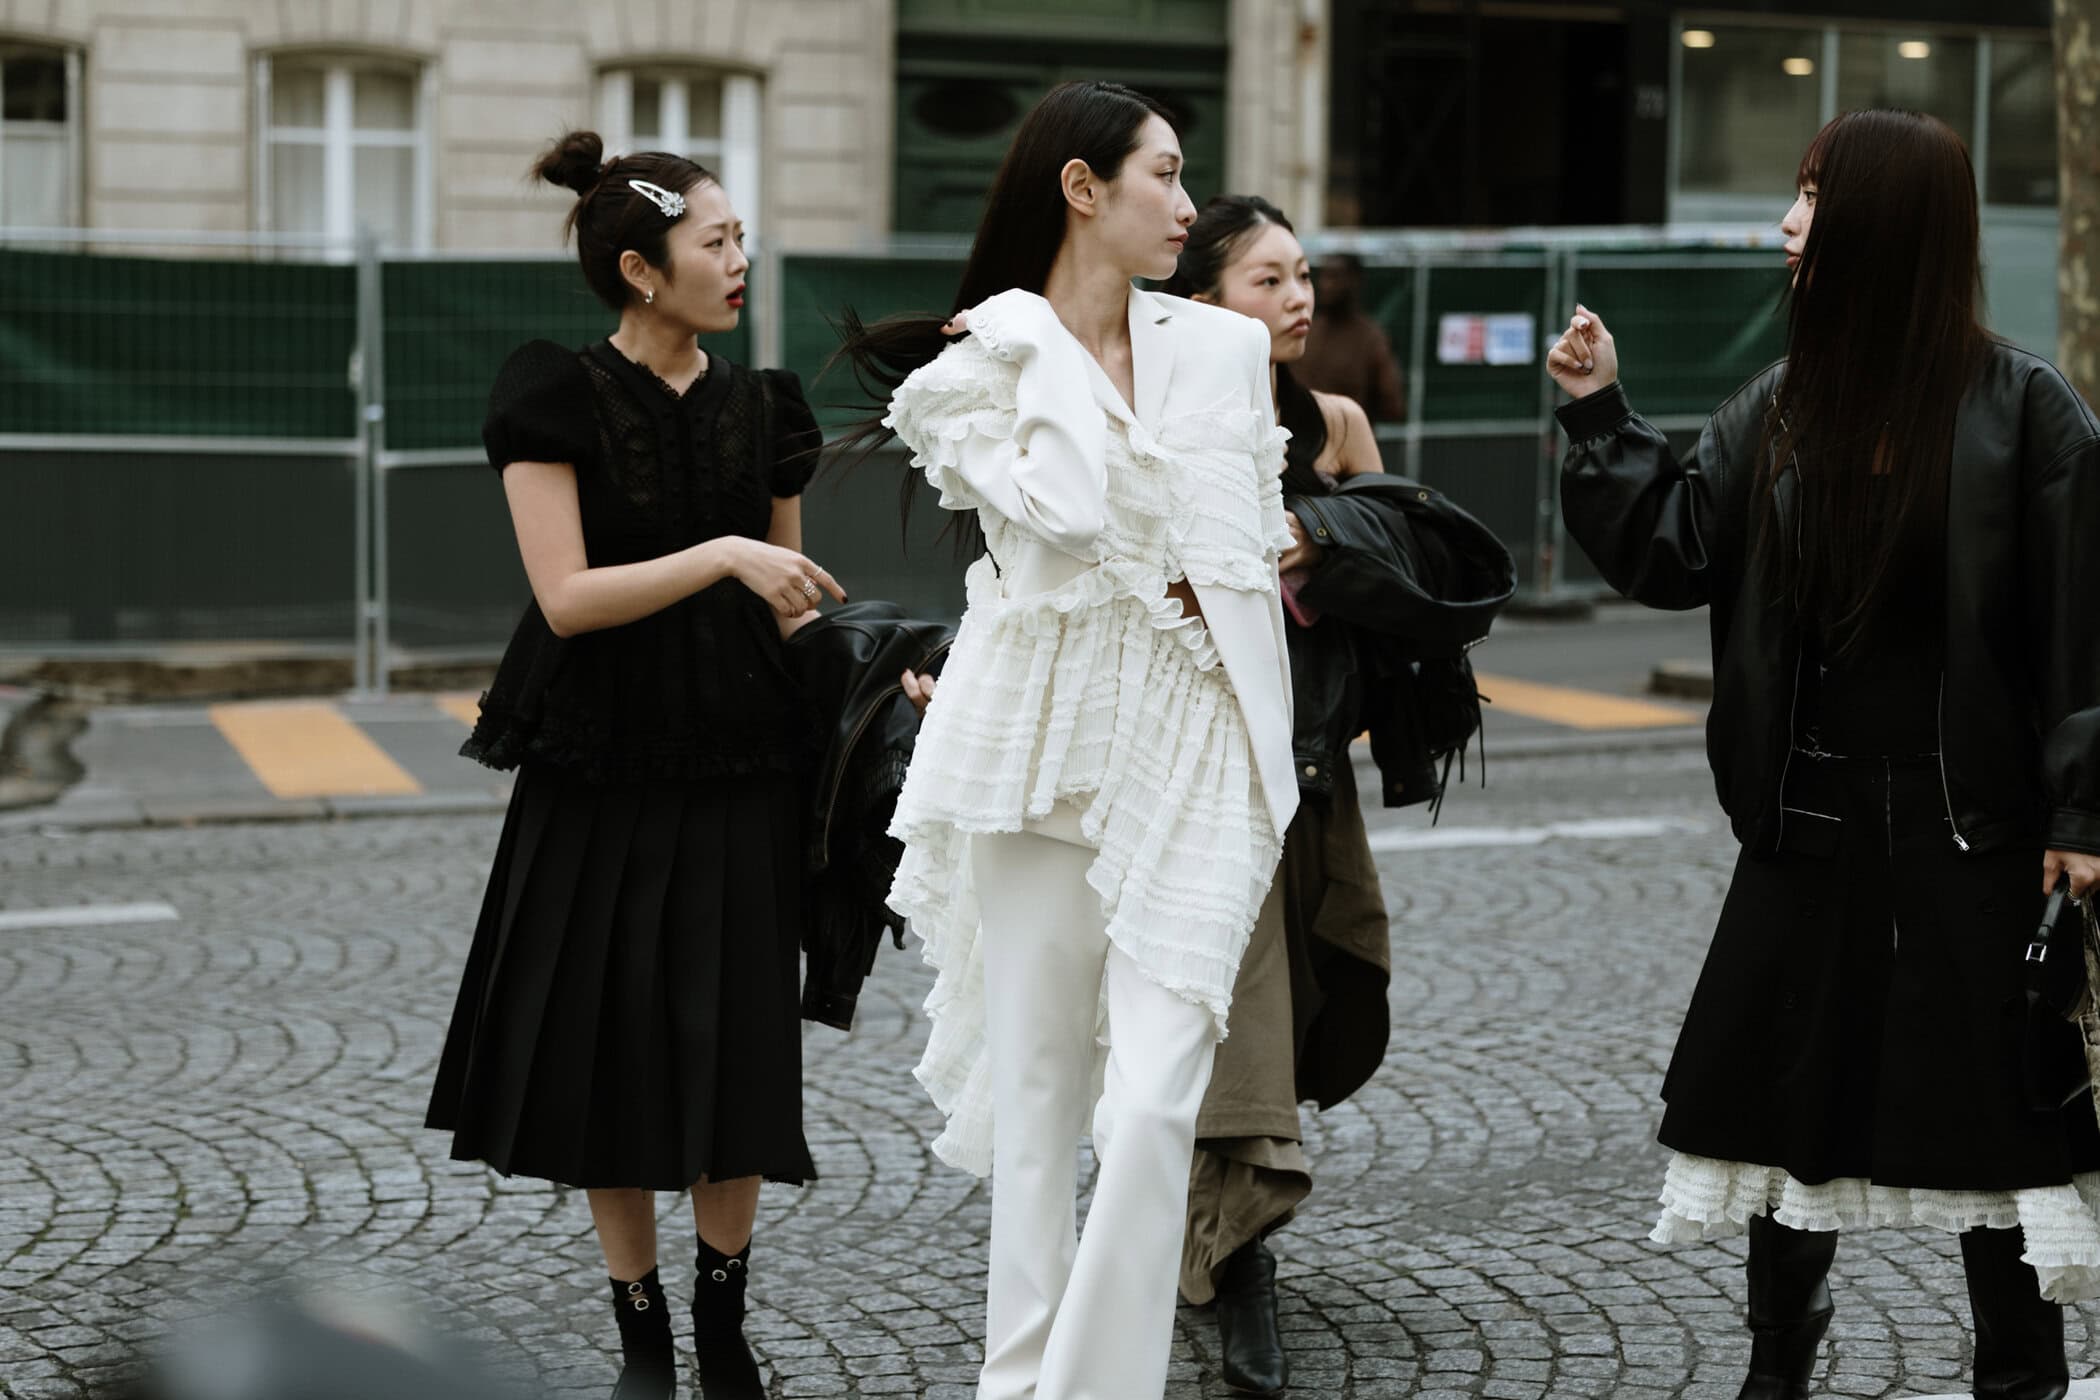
[{"xmin": 627, "ymin": 179, "xmax": 686, "ymax": 219}]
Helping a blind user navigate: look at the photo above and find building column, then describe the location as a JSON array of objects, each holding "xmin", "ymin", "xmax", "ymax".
[{"xmin": 1227, "ymin": 0, "xmax": 1327, "ymax": 228}]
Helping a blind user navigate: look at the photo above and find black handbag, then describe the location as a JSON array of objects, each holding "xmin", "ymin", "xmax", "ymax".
[{"xmin": 2021, "ymin": 876, "xmax": 2095, "ymax": 1113}]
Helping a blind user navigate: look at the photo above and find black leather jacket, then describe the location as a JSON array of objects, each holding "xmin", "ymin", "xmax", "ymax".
[
  {"xmin": 782, "ymin": 603, "xmax": 954, "ymax": 1030},
  {"xmin": 1284, "ymin": 474, "xmax": 1516, "ymax": 804},
  {"xmin": 1558, "ymin": 342, "xmax": 2100, "ymax": 857}
]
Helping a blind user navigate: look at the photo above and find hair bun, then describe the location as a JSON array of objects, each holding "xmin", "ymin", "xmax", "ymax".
[{"xmin": 532, "ymin": 130, "xmax": 608, "ymax": 197}]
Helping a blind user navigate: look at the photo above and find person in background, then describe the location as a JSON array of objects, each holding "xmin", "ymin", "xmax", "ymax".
[{"xmin": 1295, "ymin": 251, "xmax": 1406, "ymax": 423}]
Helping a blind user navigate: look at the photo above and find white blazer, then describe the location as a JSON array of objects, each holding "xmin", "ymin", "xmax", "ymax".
[{"xmin": 943, "ymin": 286, "xmax": 1299, "ymax": 839}]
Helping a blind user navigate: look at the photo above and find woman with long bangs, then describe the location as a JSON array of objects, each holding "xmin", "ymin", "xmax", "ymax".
[
  {"xmin": 1550, "ymin": 108, "xmax": 2100, "ymax": 1399},
  {"xmin": 838, "ymin": 82, "xmax": 1297, "ymax": 1397},
  {"xmin": 426, "ymin": 132, "xmax": 836, "ymax": 1400},
  {"xmin": 1159, "ymin": 193, "xmax": 1391, "ymax": 1397}
]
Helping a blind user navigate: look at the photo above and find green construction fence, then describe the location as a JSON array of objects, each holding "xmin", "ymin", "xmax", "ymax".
[{"xmin": 0, "ymin": 242, "xmax": 1794, "ymax": 650}]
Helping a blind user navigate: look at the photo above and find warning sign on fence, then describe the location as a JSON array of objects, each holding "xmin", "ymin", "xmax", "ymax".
[{"xmin": 1436, "ymin": 313, "xmax": 1538, "ymax": 367}]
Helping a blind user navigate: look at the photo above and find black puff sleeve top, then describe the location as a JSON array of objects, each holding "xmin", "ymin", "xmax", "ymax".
[{"xmin": 462, "ymin": 339, "xmax": 824, "ymax": 784}]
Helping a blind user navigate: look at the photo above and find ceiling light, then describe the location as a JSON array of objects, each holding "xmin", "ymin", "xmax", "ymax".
[
  {"xmin": 1898, "ymin": 40, "xmax": 1931, "ymax": 59},
  {"xmin": 1682, "ymin": 29, "xmax": 1717, "ymax": 49},
  {"xmin": 1782, "ymin": 57, "xmax": 1817, "ymax": 77}
]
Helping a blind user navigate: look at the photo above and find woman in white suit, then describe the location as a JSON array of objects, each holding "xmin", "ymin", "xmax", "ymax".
[{"xmin": 838, "ymin": 80, "xmax": 1295, "ymax": 1399}]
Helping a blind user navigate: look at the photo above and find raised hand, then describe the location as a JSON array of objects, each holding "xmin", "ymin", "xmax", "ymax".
[{"xmin": 1546, "ymin": 304, "xmax": 1620, "ymax": 401}]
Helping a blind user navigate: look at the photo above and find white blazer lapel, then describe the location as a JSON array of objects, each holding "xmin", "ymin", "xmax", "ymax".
[
  {"xmin": 1129, "ymin": 291, "xmax": 1177, "ymax": 430},
  {"xmin": 1058, "ymin": 311, "xmax": 1139, "ymax": 430}
]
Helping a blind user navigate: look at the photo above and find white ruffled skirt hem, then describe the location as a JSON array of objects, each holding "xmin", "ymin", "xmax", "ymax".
[
  {"xmin": 1653, "ymin": 1151, "xmax": 2100, "ymax": 1303},
  {"xmin": 888, "ymin": 560, "xmax": 1280, "ymax": 1178}
]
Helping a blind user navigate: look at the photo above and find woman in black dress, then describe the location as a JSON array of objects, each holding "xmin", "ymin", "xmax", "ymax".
[
  {"xmin": 425, "ymin": 131, "xmax": 838, "ymax": 1400},
  {"xmin": 1550, "ymin": 108, "xmax": 2100, "ymax": 1400}
]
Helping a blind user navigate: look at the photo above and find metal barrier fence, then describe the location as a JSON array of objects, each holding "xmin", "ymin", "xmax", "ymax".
[{"xmin": 0, "ymin": 226, "xmax": 1790, "ymax": 693}]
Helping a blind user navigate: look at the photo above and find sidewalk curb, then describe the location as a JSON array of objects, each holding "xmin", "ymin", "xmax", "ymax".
[
  {"xmin": 0, "ymin": 787, "xmax": 512, "ymax": 836},
  {"xmin": 1343, "ymin": 725, "xmax": 1707, "ymax": 803},
  {"xmin": 1471, "ymin": 725, "xmax": 1707, "ymax": 759},
  {"xmin": 1649, "ymin": 659, "xmax": 1716, "ymax": 701},
  {"xmin": 1, "ymin": 651, "xmax": 498, "ymax": 703},
  {"xmin": 0, "ymin": 730, "xmax": 1711, "ymax": 837}
]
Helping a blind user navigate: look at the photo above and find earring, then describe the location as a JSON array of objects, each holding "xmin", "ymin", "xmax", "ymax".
[{"xmin": 644, "ymin": 288, "xmax": 655, "ymax": 305}]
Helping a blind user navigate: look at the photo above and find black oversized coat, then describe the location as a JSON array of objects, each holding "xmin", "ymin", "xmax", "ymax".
[{"xmin": 1556, "ymin": 344, "xmax": 2100, "ymax": 1187}]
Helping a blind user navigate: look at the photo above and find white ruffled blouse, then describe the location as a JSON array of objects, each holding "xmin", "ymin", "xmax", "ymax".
[{"xmin": 883, "ymin": 288, "xmax": 1294, "ymax": 1176}]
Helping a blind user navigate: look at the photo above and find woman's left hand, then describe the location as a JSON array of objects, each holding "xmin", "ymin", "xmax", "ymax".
[
  {"xmin": 2045, "ymin": 849, "xmax": 2100, "ymax": 900},
  {"xmin": 902, "ymin": 669, "xmax": 938, "ymax": 715},
  {"xmin": 1280, "ymin": 511, "xmax": 1323, "ymax": 573}
]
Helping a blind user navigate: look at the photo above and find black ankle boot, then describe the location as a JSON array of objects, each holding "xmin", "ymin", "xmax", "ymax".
[
  {"xmin": 1962, "ymin": 1227, "xmax": 2070, "ymax": 1400},
  {"xmin": 1736, "ymin": 1214, "xmax": 1838, "ymax": 1400},
  {"xmin": 608, "ymin": 1267, "xmax": 675, "ymax": 1400},
  {"xmin": 692, "ymin": 1236, "xmax": 764, "ymax": 1400},
  {"xmin": 1215, "ymin": 1237, "xmax": 1289, "ymax": 1397}
]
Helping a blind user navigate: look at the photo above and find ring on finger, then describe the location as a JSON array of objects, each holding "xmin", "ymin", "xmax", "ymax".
[{"xmin": 799, "ymin": 578, "xmax": 819, "ymax": 601}]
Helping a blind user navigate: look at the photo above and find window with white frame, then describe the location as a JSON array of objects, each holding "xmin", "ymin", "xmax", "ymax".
[
  {"xmin": 1, "ymin": 42, "xmax": 81, "ymax": 229},
  {"xmin": 599, "ymin": 67, "xmax": 762, "ymax": 237},
  {"xmin": 258, "ymin": 54, "xmax": 429, "ymax": 250}
]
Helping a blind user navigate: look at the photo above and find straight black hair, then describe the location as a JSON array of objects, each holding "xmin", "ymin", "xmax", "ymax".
[
  {"xmin": 1755, "ymin": 108, "xmax": 1992, "ymax": 654},
  {"xmin": 827, "ymin": 81, "xmax": 1177, "ymax": 523}
]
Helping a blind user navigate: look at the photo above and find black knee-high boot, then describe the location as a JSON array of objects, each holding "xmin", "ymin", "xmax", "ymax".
[
  {"xmin": 608, "ymin": 1267, "xmax": 675, "ymax": 1400},
  {"xmin": 1737, "ymin": 1213, "xmax": 1838, "ymax": 1400},
  {"xmin": 1961, "ymin": 1227, "xmax": 2070, "ymax": 1400},
  {"xmin": 692, "ymin": 1236, "xmax": 764, "ymax": 1400}
]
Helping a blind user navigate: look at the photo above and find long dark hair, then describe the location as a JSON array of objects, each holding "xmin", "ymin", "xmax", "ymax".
[
  {"xmin": 830, "ymin": 81, "xmax": 1176, "ymax": 480},
  {"xmin": 1757, "ymin": 109, "xmax": 1991, "ymax": 653},
  {"xmin": 1161, "ymin": 193, "xmax": 1329, "ymax": 497}
]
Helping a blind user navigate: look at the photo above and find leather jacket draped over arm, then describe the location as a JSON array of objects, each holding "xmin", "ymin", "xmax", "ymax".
[
  {"xmin": 1282, "ymin": 475, "xmax": 1515, "ymax": 807},
  {"xmin": 783, "ymin": 603, "xmax": 955, "ymax": 1030}
]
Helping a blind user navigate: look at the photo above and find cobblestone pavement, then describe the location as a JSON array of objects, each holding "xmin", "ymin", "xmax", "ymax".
[{"xmin": 1, "ymin": 745, "xmax": 2092, "ymax": 1399}]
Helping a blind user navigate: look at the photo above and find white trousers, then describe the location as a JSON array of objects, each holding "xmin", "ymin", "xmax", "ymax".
[{"xmin": 972, "ymin": 826, "xmax": 1220, "ymax": 1400}]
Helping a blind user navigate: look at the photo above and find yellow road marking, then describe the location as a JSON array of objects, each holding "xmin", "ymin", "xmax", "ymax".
[
  {"xmin": 1471, "ymin": 672, "xmax": 1697, "ymax": 731},
  {"xmin": 435, "ymin": 693, "xmax": 481, "ymax": 728},
  {"xmin": 209, "ymin": 702, "xmax": 422, "ymax": 798}
]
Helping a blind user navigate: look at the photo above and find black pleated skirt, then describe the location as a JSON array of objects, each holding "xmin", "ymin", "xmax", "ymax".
[
  {"xmin": 1660, "ymin": 754, "xmax": 2100, "ymax": 1190},
  {"xmin": 425, "ymin": 763, "xmax": 816, "ymax": 1190}
]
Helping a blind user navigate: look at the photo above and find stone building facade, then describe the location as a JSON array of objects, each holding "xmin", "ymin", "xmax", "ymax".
[{"xmin": 0, "ymin": 0, "xmax": 1322, "ymax": 252}]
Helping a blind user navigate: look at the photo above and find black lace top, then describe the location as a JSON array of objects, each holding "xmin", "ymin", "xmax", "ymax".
[{"xmin": 461, "ymin": 339, "xmax": 824, "ymax": 784}]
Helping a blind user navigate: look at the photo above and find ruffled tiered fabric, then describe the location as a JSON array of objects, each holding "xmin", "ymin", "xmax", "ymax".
[
  {"xmin": 1653, "ymin": 1152, "xmax": 2100, "ymax": 1302},
  {"xmin": 883, "ymin": 320, "xmax": 1290, "ymax": 1177}
]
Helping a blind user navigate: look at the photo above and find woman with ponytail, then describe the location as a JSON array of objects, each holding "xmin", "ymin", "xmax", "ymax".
[
  {"xmin": 425, "ymin": 131, "xmax": 834, "ymax": 1400},
  {"xmin": 1552, "ymin": 109, "xmax": 2100, "ymax": 1399},
  {"xmin": 839, "ymin": 81, "xmax": 1297, "ymax": 1398}
]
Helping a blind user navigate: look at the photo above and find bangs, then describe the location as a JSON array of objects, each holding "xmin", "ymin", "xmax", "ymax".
[{"xmin": 1797, "ymin": 122, "xmax": 1832, "ymax": 191}]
